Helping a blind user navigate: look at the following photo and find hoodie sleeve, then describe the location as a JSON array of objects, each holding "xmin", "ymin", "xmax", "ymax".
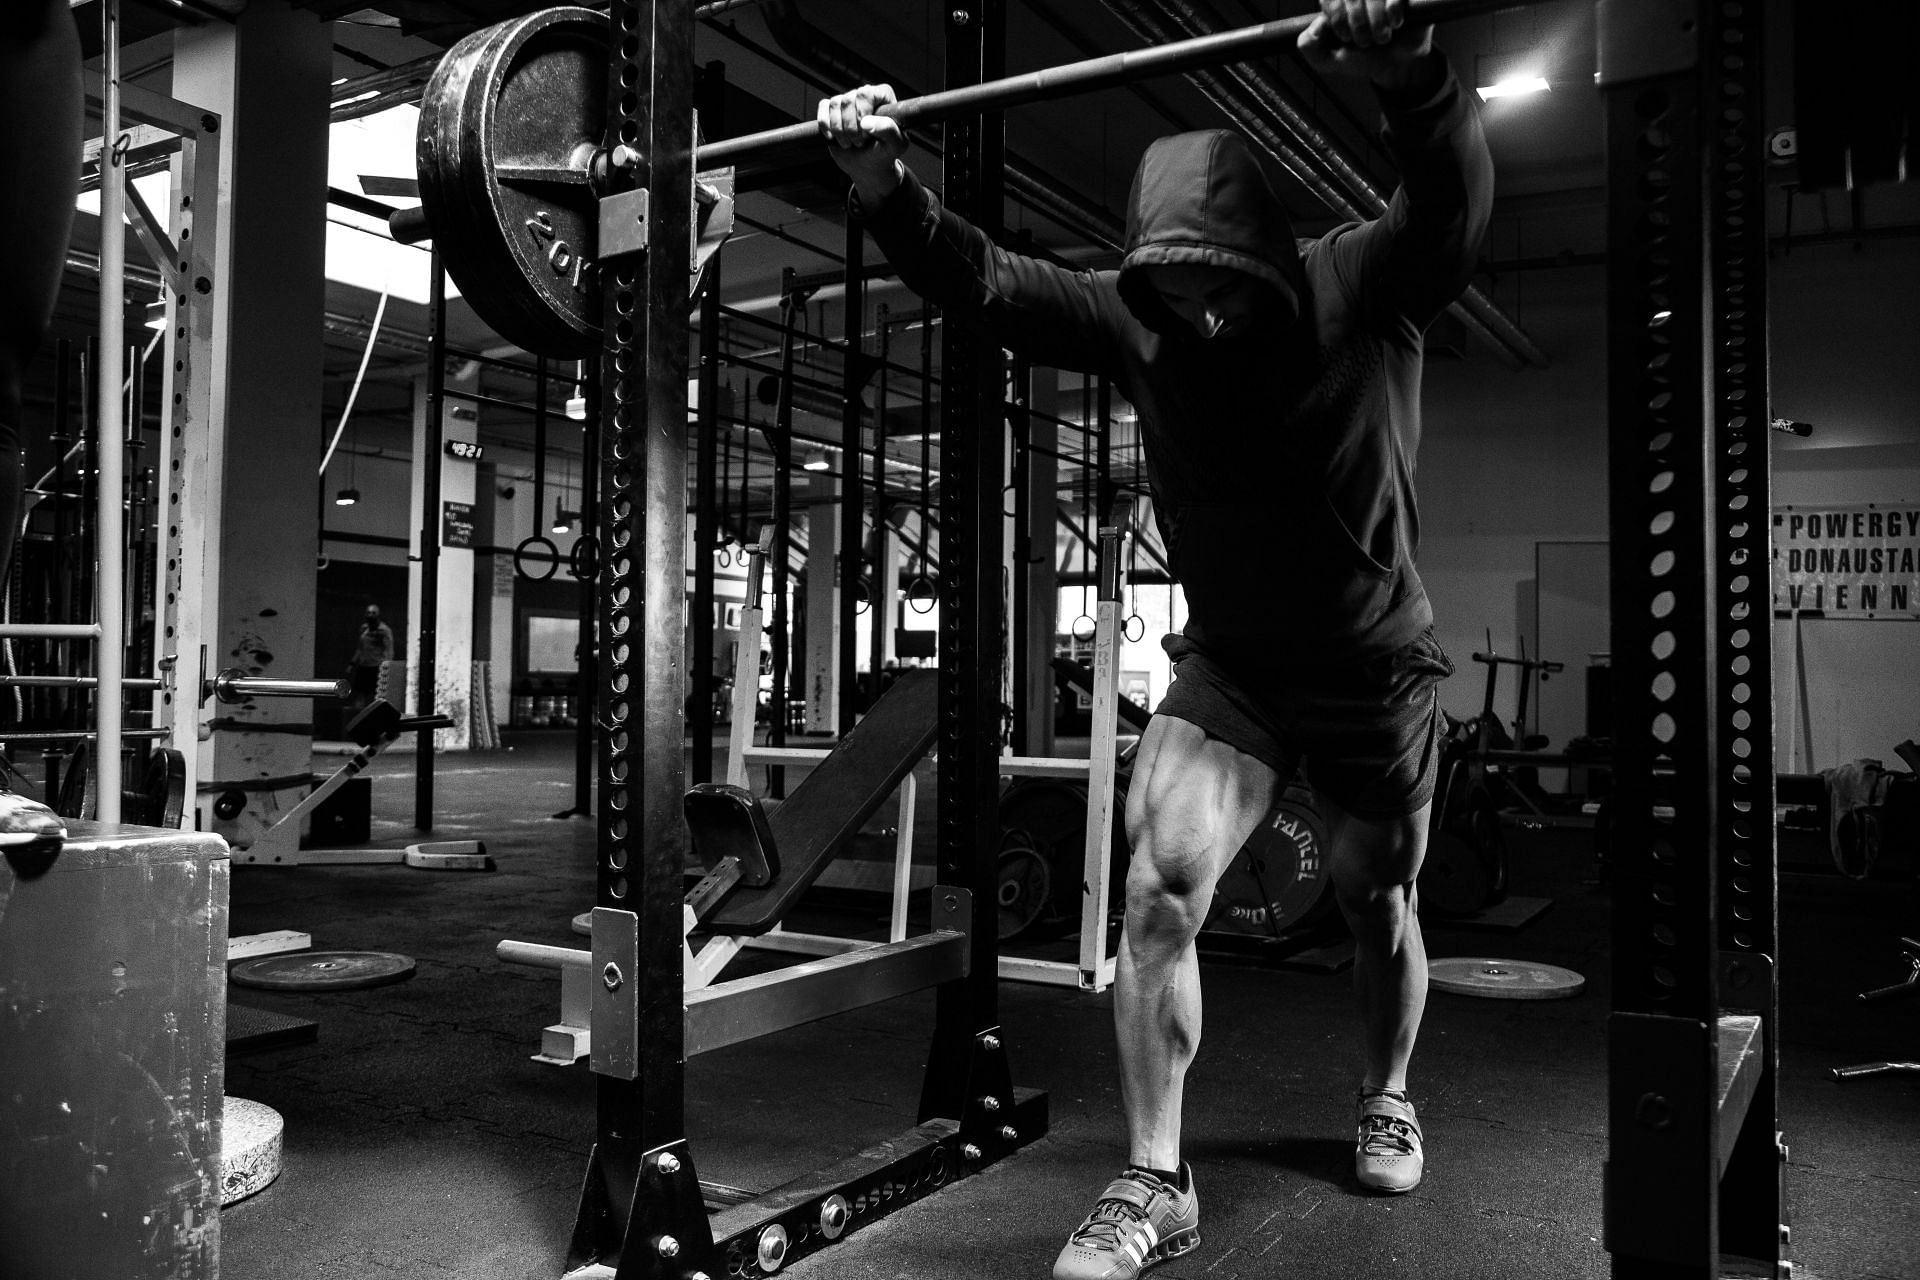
[
  {"xmin": 1326, "ymin": 55, "xmax": 1493, "ymax": 336},
  {"xmin": 857, "ymin": 168, "xmax": 1132, "ymax": 381}
]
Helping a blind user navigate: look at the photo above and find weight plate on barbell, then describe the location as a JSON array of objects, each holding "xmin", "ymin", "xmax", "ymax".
[
  {"xmin": 229, "ymin": 950, "xmax": 417, "ymax": 993},
  {"xmin": 1205, "ymin": 781, "xmax": 1336, "ymax": 939},
  {"xmin": 417, "ymin": 6, "xmax": 608, "ymax": 357}
]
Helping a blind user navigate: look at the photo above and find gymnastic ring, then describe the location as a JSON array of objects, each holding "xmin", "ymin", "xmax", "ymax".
[
  {"xmin": 906, "ymin": 575, "xmax": 937, "ymax": 614},
  {"xmin": 1122, "ymin": 613, "xmax": 1146, "ymax": 643},
  {"xmin": 715, "ymin": 543, "xmax": 733, "ymax": 568},
  {"xmin": 853, "ymin": 577, "xmax": 872, "ymax": 615},
  {"xmin": 1002, "ymin": 483, "xmax": 1018, "ymax": 518},
  {"xmin": 514, "ymin": 535, "xmax": 560, "ymax": 581},
  {"xmin": 1070, "ymin": 614, "xmax": 1096, "ymax": 642},
  {"xmin": 568, "ymin": 534, "xmax": 600, "ymax": 581}
]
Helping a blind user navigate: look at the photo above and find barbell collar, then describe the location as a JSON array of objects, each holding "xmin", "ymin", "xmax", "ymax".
[{"xmin": 389, "ymin": 205, "xmax": 431, "ymax": 245}]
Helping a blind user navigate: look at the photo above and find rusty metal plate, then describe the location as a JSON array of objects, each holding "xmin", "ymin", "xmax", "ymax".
[
  {"xmin": 416, "ymin": 6, "xmax": 608, "ymax": 357},
  {"xmin": 413, "ymin": 7, "xmax": 736, "ymax": 357}
]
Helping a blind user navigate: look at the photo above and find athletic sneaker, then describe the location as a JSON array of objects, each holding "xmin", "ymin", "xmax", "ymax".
[
  {"xmin": 1053, "ymin": 1165, "xmax": 1200, "ymax": 1280},
  {"xmin": 1355, "ymin": 1089, "xmax": 1423, "ymax": 1193},
  {"xmin": 0, "ymin": 790, "xmax": 66, "ymax": 847}
]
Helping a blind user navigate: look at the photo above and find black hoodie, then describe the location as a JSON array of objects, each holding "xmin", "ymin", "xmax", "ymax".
[{"xmin": 859, "ymin": 59, "xmax": 1491, "ymax": 673}]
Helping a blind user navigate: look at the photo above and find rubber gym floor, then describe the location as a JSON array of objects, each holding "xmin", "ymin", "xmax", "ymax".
[{"xmin": 214, "ymin": 731, "xmax": 1920, "ymax": 1280}]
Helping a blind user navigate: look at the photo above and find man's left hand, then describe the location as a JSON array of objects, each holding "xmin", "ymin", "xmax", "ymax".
[{"xmin": 1298, "ymin": 0, "xmax": 1435, "ymax": 89}]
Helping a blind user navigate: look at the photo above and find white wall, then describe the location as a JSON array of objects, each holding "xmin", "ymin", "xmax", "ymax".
[
  {"xmin": 1412, "ymin": 234, "xmax": 1920, "ymax": 771},
  {"xmin": 1420, "ymin": 264, "xmax": 1610, "ymax": 724}
]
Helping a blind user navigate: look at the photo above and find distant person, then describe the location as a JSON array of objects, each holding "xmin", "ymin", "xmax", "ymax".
[
  {"xmin": 0, "ymin": 0, "xmax": 81, "ymax": 849},
  {"xmin": 348, "ymin": 605, "xmax": 396, "ymax": 710}
]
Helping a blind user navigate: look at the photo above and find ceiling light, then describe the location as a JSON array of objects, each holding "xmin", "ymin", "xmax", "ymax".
[
  {"xmin": 802, "ymin": 450, "xmax": 830, "ymax": 472},
  {"xmin": 565, "ymin": 394, "xmax": 587, "ymax": 420},
  {"xmin": 1475, "ymin": 52, "xmax": 1550, "ymax": 101},
  {"xmin": 553, "ymin": 507, "xmax": 578, "ymax": 533},
  {"xmin": 334, "ymin": 487, "xmax": 360, "ymax": 506}
]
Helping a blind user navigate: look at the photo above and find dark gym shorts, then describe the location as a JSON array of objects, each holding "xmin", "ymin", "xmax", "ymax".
[{"xmin": 1154, "ymin": 627, "xmax": 1455, "ymax": 820}]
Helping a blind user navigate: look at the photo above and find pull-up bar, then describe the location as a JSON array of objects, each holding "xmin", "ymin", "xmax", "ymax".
[{"xmin": 700, "ymin": 0, "xmax": 1522, "ymax": 165}]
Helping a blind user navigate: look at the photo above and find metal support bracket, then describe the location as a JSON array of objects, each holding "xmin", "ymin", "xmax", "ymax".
[
  {"xmin": 1596, "ymin": 0, "xmax": 1699, "ymax": 87},
  {"xmin": 590, "ymin": 905, "xmax": 641, "ymax": 1080},
  {"xmin": 598, "ymin": 187, "xmax": 650, "ymax": 261},
  {"xmin": 1605, "ymin": 1011, "xmax": 1715, "ymax": 1267},
  {"xmin": 1719, "ymin": 950, "xmax": 1776, "ymax": 1012},
  {"xmin": 565, "ymin": 1138, "xmax": 718, "ymax": 1280},
  {"xmin": 123, "ymin": 177, "xmax": 183, "ymax": 294}
]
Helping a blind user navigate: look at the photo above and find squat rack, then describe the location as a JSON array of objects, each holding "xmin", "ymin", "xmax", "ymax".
[{"xmin": 569, "ymin": 1, "xmax": 1785, "ymax": 1277}]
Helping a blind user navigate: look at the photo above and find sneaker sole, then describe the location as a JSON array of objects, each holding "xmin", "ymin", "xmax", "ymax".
[{"xmin": 1145, "ymin": 1226, "xmax": 1201, "ymax": 1269}]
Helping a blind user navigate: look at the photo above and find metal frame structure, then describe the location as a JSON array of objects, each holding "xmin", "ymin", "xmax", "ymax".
[
  {"xmin": 547, "ymin": 0, "xmax": 1790, "ymax": 1275},
  {"xmin": 0, "ymin": 6, "xmax": 225, "ymax": 826},
  {"xmin": 1598, "ymin": 0, "xmax": 1783, "ymax": 1276}
]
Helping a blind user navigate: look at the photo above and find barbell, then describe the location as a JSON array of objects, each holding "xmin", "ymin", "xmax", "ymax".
[{"xmin": 393, "ymin": 0, "xmax": 1518, "ymax": 358}]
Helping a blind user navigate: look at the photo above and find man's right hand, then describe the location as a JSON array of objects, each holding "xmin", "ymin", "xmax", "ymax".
[{"xmin": 817, "ymin": 84, "xmax": 909, "ymax": 210}]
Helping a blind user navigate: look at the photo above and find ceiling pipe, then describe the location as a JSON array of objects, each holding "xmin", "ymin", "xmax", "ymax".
[
  {"xmin": 1101, "ymin": 0, "xmax": 1549, "ymax": 370},
  {"xmin": 757, "ymin": 0, "xmax": 1126, "ymax": 250}
]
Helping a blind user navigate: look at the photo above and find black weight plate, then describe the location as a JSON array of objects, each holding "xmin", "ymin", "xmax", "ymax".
[
  {"xmin": 995, "ymin": 842, "xmax": 1053, "ymax": 942},
  {"xmin": 998, "ymin": 778, "xmax": 1128, "ymax": 899},
  {"xmin": 230, "ymin": 950, "xmax": 417, "ymax": 993},
  {"xmin": 418, "ymin": 7, "xmax": 606, "ymax": 357},
  {"xmin": 55, "ymin": 742, "xmax": 95, "ymax": 821},
  {"xmin": 145, "ymin": 748, "xmax": 188, "ymax": 829},
  {"xmin": 1205, "ymin": 782, "xmax": 1335, "ymax": 938}
]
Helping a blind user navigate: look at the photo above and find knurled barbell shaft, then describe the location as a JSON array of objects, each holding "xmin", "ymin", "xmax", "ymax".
[
  {"xmin": 701, "ymin": 0, "xmax": 1524, "ymax": 165},
  {"xmin": 211, "ymin": 671, "xmax": 352, "ymax": 703}
]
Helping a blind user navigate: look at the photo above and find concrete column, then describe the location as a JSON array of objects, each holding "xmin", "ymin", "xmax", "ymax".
[
  {"xmin": 802, "ymin": 474, "xmax": 839, "ymax": 733},
  {"xmin": 173, "ymin": 2, "xmax": 330, "ymax": 845},
  {"xmin": 406, "ymin": 364, "xmax": 479, "ymax": 748}
]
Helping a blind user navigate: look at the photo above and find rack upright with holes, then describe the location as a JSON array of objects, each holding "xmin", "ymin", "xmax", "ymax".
[{"xmin": 1598, "ymin": 0, "xmax": 1785, "ymax": 1275}]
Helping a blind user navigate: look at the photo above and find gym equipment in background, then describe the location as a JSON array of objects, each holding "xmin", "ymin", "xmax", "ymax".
[{"xmin": 226, "ymin": 699, "xmax": 483, "ymax": 869}]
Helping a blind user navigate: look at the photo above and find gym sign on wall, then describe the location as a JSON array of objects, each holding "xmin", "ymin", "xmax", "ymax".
[
  {"xmin": 1771, "ymin": 503, "xmax": 1920, "ymax": 619},
  {"xmin": 393, "ymin": 6, "xmax": 735, "ymax": 358}
]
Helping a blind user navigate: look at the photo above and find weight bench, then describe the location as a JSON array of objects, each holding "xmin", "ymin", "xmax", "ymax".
[
  {"xmin": 683, "ymin": 667, "xmax": 939, "ymax": 935},
  {"xmin": 500, "ymin": 668, "xmax": 943, "ymax": 1064}
]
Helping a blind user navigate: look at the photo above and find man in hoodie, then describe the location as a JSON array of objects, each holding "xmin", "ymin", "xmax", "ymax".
[{"xmin": 820, "ymin": 0, "xmax": 1489, "ymax": 1274}]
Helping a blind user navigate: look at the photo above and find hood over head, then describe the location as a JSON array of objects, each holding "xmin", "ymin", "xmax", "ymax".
[{"xmin": 1117, "ymin": 130, "xmax": 1303, "ymax": 336}]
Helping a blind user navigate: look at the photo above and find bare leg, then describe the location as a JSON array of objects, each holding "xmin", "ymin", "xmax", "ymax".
[
  {"xmin": 1323, "ymin": 795, "xmax": 1432, "ymax": 1092},
  {"xmin": 1114, "ymin": 715, "xmax": 1277, "ymax": 1169},
  {"xmin": 0, "ymin": 2, "xmax": 84, "ymax": 582}
]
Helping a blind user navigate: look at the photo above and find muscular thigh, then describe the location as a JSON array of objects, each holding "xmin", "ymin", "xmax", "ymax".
[
  {"xmin": 1124, "ymin": 714, "xmax": 1279, "ymax": 898},
  {"xmin": 1322, "ymin": 792, "xmax": 1432, "ymax": 894}
]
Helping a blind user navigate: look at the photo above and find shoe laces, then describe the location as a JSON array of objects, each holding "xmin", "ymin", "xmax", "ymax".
[
  {"xmin": 1359, "ymin": 1112, "xmax": 1419, "ymax": 1157},
  {"xmin": 1069, "ymin": 1179, "xmax": 1162, "ymax": 1249}
]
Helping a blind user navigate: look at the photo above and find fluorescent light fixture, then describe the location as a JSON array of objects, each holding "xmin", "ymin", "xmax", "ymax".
[
  {"xmin": 1478, "ymin": 74, "xmax": 1550, "ymax": 101},
  {"xmin": 334, "ymin": 487, "xmax": 360, "ymax": 506},
  {"xmin": 1475, "ymin": 51, "xmax": 1551, "ymax": 101}
]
